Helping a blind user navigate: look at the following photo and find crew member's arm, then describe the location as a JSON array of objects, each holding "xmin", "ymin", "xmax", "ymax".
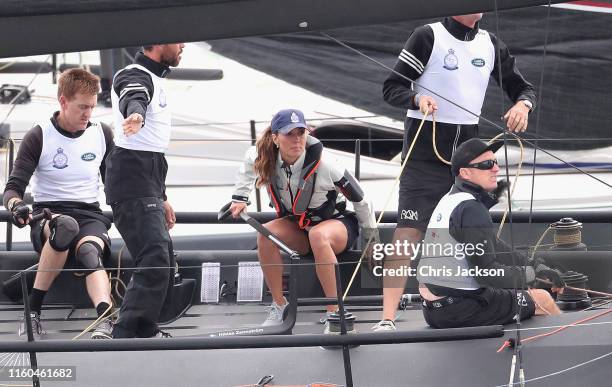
[
  {"xmin": 382, "ymin": 25, "xmax": 434, "ymax": 111},
  {"xmin": 113, "ymin": 68, "xmax": 154, "ymax": 135},
  {"xmin": 99, "ymin": 122, "xmax": 114, "ymax": 184},
  {"xmin": 490, "ymin": 34, "xmax": 536, "ymax": 132},
  {"xmin": 229, "ymin": 146, "xmax": 258, "ymax": 217},
  {"xmin": 450, "ymin": 200, "xmax": 535, "ymax": 289},
  {"xmin": 328, "ymin": 161, "xmax": 378, "ymax": 244},
  {"xmin": 3, "ymin": 126, "xmax": 42, "ymax": 226}
]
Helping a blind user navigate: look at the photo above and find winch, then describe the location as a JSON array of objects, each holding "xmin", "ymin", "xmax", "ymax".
[
  {"xmin": 325, "ymin": 310, "xmax": 357, "ymax": 334},
  {"xmin": 549, "ymin": 218, "xmax": 587, "ymax": 251},
  {"xmin": 556, "ymin": 271, "xmax": 592, "ymax": 310}
]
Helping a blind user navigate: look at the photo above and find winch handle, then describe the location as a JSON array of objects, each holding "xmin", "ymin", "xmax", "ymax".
[
  {"xmin": 31, "ymin": 208, "xmax": 52, "ymax": 223},
  {"xmin": 217, "ymin": 202, "xmax": 233, "ymax": 221}
]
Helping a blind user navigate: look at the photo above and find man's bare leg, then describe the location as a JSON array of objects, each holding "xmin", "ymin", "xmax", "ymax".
[
  {"xmin": 33, "ymin": 243, "xmax": 69, "ymax": 291},
  {"xmin": 381, "ymin": 227, "xmax": 423, "ymax": 321}
]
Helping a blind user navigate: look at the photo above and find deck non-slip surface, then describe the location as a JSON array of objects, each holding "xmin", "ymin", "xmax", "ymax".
[{"xmin": 0, "ymin": 303, "xmax": 610, "ymax": 386}]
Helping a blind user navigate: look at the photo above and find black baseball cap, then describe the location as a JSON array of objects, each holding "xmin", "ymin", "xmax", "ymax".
[{"xmin": 451, "ymin": 138, "xmax": 503, "ymax": 176}]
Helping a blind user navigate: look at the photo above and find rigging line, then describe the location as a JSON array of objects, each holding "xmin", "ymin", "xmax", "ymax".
[
  {"xmin": 320, "ymin": 30, "xmax": 534, "ymax": 143},
  {"xmin": 521, "ymin": 8, "xmax": 553, "ymax": 356},
  {"xmin": 491, "ymin": 2, "xmax": 524, "ymax": 384},
  {"xmin": 320, "ymin": 31, "xmax": 505, "ymax": 130},
  {"xmin": 320, "ymin": 31, "xmax": 612, "ymax": 190},
  {"xmin": 502, "ymin": 320, "xmax": 612, "ymax": 333},
  {"xmin": 319, "ymin": 31, "xmax": 612, "ymax": 194},
  {"xmin": 528, "ymin": 0, "xmax": 553, "ymax": 235},
  {"xmin": 496, "ymin": 309, "xmax": 612, "ymax": 352},
  {"xmin": 517, "ymin": 136, "xmax": 612, "ymax": 189},
  {"xmin": 492, "ymin": 351, "xmax": 612, "ymax": 387},
  {"xmin": 342, "ymin": 113, "xmax": 430, "ymax": 300},
  {"xmin": 523, "ymin": 309, "xmax": 612, "ymax": 342}
]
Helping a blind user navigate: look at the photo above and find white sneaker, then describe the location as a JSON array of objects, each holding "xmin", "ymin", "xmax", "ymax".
[
  {"xmin": 371, "ymin": 319, "xmax": 396, "ymax": 332},
  {"xmin": 262, "ymin": 300, "xmax": 288, "ymax": 326}
]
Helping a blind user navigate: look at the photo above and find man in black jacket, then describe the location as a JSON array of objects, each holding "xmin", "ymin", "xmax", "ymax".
[
  {"xmin": 374, "ymin": 13, "xmax": 537, "ymax": 331},
  {"xmin": 416, "ymin": 138, "xmax": 563, "ymax": 328},
  {"xmin": 105, "ymin": 43, "xmax": 184, "ymax": 338}
]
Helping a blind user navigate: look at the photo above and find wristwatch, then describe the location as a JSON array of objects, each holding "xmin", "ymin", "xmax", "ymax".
[{"xmin": 520, "ymin": 99, "xmax": 533, "ymax": 111}]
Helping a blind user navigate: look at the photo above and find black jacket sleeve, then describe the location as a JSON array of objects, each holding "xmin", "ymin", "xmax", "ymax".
[
  {"xmin": 3, "ymin": 125, "xmax": 42, "ymax": 208},
  {"xmin": 489, "ymin": 33, "xmax": 537, "ymax": 109},
  {"xmin": 449, "ymin": 200, "xmax": 534, "ymax": 289},
  {"xmin": 382, "ymin": 25, "xmax": 434, "ymax": 110},
  {"xmin": 112, "ymin": 68, "xmax": 154, "ymax": 119},
  {"xmin": 99, "ymin": 122, "xmax": 114, "ymax": 184}
]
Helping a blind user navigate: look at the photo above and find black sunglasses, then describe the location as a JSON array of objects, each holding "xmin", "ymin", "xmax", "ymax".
[{"xmin": 466, "ymin": 159, "xmax": 498, "ymax": 170}]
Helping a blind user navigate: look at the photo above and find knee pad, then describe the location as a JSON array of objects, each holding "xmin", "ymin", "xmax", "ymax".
[
  {"xmin": 48, "ymin": 215, "xmax": 79, "ymax": 251},
  {"xmin": 75, "ymin": 241, "xmax": 105, "ymax": 273}
]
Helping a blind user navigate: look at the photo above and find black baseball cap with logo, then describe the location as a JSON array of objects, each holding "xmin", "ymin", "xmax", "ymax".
[{"xmin": 451, "ymin": 138, "xmax": 503, "ymax": 176}]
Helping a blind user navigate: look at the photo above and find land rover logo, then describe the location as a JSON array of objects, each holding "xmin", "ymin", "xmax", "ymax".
[
  {"xmin": 471, "ymin": 58, "xmax": 485, "ymax": 67},
  {"xmin": 81, "ymin": 152, "xmax": 96, "ymax": 161}
]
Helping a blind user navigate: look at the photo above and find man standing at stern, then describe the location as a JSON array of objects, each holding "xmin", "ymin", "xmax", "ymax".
[{"xmin": 105, "ymin": 43, "xmax": 184, "ymax": 338}]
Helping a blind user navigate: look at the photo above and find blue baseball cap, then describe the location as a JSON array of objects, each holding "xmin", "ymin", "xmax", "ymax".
[{"xmin": 271, "ymin": 109, "xmax": 307, "ymax": 134}]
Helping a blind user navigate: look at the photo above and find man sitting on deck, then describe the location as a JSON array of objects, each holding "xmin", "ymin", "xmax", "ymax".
[
  {"xmin": 3, "ymin": 69, "xmax": 115, "ymax": 339},
  {"xmin": 417, "ymin": 138, "xmax": 564, "ymax": 328}
]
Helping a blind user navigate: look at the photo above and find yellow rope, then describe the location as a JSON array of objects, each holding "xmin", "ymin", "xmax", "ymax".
[
  {"xmin": 71, "ymin": 305, "xmax": 117, "ymax": 340},
  {"xmin": 71, "ymin": 245, "xmax": 127, "ymax": 339},
  {"xmin": 530, "ymin": 226, "xmax": 551, "ymax": 261},
  {"xmin": 554, "ymin": 230, "xmax": 582, "ymax": 245},
  {"xmin": 111, "ymin": 245, "xmax": 127, "ymax": 301},
  {"xmin": 342, "ymin": 112, "xmax": 431, "ymax": 300},
  {"xmin": 487, "ymin": 133, "xmax": 525, "ymax": 239},
  {"xmin": 431, "ymin": 118, "xmax": 451, "ymax": 165}
]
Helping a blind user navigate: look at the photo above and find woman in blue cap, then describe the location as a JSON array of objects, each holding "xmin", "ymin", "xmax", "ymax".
[{"xmin": 230, "ymin": 109, "xmax": 377, "ymax": 332}]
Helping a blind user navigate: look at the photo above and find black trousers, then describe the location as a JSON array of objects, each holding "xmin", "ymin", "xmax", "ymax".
[{"xmin": 111, "ymin": 197, "xmax": 173, "ymax": 338}]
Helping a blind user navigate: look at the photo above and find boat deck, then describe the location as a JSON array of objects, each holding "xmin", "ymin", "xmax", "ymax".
[{"xmin": 0, "ymin": 302, "xmax": 610, "ymax": 387}]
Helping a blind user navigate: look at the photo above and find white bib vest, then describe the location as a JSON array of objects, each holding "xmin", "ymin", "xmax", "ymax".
[
  {"xmin": 32, "ymin": 120, "xmax": 106, "ymax": 203},
  {"xmin": 111, "ymin": 64, "xmax": 171, "ymax": 153},
  {"xmin": 417, "ymin": 190, "xmax": 481, "ymax": 290},
  {"xmin": 407, "ymin": 22, "xmax": 494, "ymax": 125}
]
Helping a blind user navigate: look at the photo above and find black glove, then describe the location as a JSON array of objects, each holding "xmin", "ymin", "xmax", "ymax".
[
  {"xmin": 533, "ymin": 260, "xmax": 565, "ymax": 288},
  {"xmin": 10, "ymin": 200, "xmax": 30, "ymax": 228},
  {"xmin": 492, "ymin": 179, "xmax": 510, "ymax": 201}
]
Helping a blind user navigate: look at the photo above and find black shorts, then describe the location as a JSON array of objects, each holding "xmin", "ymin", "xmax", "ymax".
[
  {"xmin": 30, "ymin": 210, "xmax": 112, "ymax": 266},
  {"xmin": 422, "ymin": 288, "xmax": 536, "ymax": 329},
  {"xmin": 291, "ymin": 214, "xmax": 359, "ymax": 253},
  {"xmin": 335, "ymin": 215, "xmax": 359, "ymax": 252},
  {"xmin": 398, "ymin": 160, "xmax": 453, "ymax": 231}
]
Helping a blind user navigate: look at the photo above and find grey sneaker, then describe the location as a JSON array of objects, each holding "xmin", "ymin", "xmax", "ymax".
[
  {"xmin": 18, "ymin": 312, "xmax": 46, "ymax": 339},
  {"xmin": 371, "ymin": 319, "xmax": 396, "ymax": 332},
  {"xmin": 262, "ymin": 301, "xmax": 288, "ymax": 326},
  {"xmin": 91, "ymin": 317, "xmax": 113, "ymax": 339}
]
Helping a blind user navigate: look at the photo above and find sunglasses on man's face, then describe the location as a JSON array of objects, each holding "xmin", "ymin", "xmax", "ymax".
[{"xmin": 466, "ymin": 159, "xmax": 498, "ymax": 170}]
